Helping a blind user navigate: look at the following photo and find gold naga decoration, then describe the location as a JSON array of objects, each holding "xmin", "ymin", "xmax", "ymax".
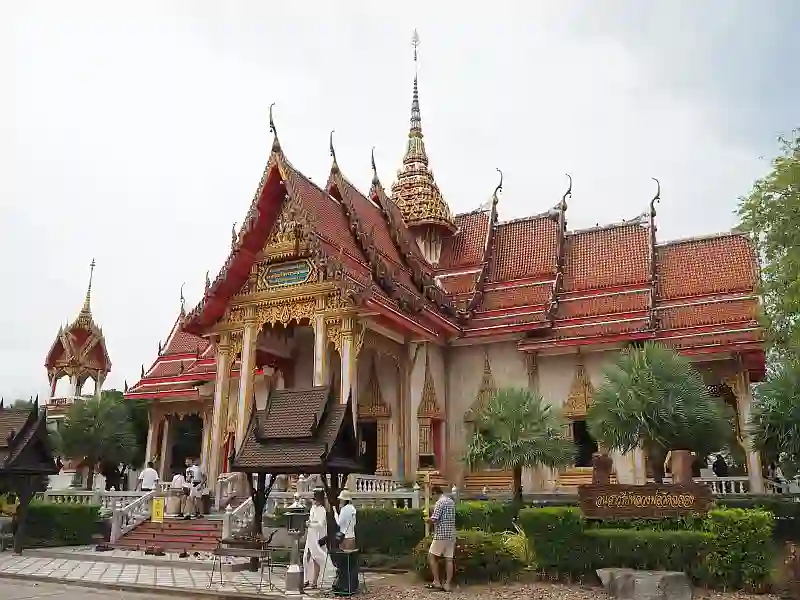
[
  {"xmin": 563, "ymin": 358, "xmax": 595, "ymax": 420},
  {"xmin": 464, "ymin": 348, "xmax": 495, "ymax": 423}
]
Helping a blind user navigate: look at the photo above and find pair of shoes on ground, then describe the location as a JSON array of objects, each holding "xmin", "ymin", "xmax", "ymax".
[{"xmin": 425, "ymin": 582, "xmax": 451, "ymax": 592}]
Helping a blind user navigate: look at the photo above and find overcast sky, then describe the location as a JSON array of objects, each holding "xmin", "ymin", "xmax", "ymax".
[{"xmin": 1, "ymin": 1, "xmax": 797, "ymax": 399}]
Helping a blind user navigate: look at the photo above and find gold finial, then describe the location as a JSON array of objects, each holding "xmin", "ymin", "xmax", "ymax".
[
  {"xmin": 74, "ymin": 258, "xmax": 97, "ymax": 328},
  {"xmin": 330, "ymin": 130, "xmax": 339, "ymax": 172},
  {"xmin": 179, "ymin": 283, "xmax": 186, "ymax": 315},
  {"xmin": 371, "ymin": 146, "xmax": 379, "ymax": 185},
  {"xmin": 269, "ymin": 103, "xmax": 280, "ymax": 151},
  {"xmin": 493, "ymin": 168, "xmax": 503, "ymax": 205},
  {"xmin": 412, "ymin": 29, "xmax": 420, "ymax": 68},
  {"xmin": 205, "ymin": 270, "xmax": 211, "ymax": 292},
  {"xmin": 561, "ymin": 174, "xmax": 573, "ymax": 210},
  {"xmin": 231, "ymin": 222, "xmax": 237, "ymax": 250},
  {"xmin": 650, "ymin": 177, "xmax": 661, "ymax": 218}
]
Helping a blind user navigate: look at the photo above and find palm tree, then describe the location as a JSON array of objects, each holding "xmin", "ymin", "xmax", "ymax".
[
  {"xmin": 749, "ymin": 358, "xmax": 800, "ymax": 477},
  {"xmin": 60, "ymin": 392, "xmax": 137, "ymax": 489},
  {"xmin": 464, "ymin": 387, "xmax": 574, "ymax": 503},
  {"xmin": 587, "ymin": 342, "xmax": 733, "ymax": 483}
]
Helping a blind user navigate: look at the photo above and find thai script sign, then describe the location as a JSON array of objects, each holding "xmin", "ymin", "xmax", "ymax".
[
  {"xmin": 260, "ymin": 260, "xmax": 312, "ymax": 289},
  {"xmin": 578, "ymin": 483, "xmax": 713, "ymax": 519}
]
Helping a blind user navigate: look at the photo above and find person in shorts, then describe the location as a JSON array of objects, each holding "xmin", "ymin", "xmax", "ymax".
[{"xmin": 426, "ymin": 485, "xmax": 456, "ymax": 591}]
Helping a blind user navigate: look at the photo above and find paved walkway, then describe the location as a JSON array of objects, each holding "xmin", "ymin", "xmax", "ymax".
[
  {"xmin": 2, "ymin": 578, "xmax": 168, "ymax": 600},
  {"xmin": 0, "ymin": 552, "xmax": 366, "ymax": 597}
]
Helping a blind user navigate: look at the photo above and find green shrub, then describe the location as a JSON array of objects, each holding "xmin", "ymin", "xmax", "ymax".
[
  {"xmin": 456, "ymin": 501, "xmax": 516, "ymax": 533},
  {"xmin": 704, "ymin": 508, "xmax": 775, "ymax": 591},
  {"xmin": 413, "ymin": 530, "xmax": 525, "ymax": 583},
  {"xmin": 585, "ymin": 529, "xmax": 712, "ymax": 578},
  {"xmin": 518, "ymin": 506, "xmax": 585, "ymax": 576},
  {"xmin": 519, "ymin": 506, "xmax": 776, "ymax": 590},
  {"xmin": 357, "ymin": 507, "xmax": 424, "ymax": 555},
  {"xmin": 24, "ymin": 502, "xmax": 101, "ymax": 547},
  {"xmin": 719, "ymin": 496, "xmax": 800, "ymax": 542},
  {"xmin": 584, "ymin": 515, "xmax": 705, "ymax": 531}
]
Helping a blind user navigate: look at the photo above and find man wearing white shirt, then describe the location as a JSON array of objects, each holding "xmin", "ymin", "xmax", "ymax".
[
  {"xmin": 336, "ymin": 490, "xmax": 357, "ymax": 550},
  {"xmin": 136, "ymin": 462, "xmax": 159, "ymax": 492}
]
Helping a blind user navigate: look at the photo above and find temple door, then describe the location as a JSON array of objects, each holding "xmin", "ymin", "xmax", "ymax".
[{"xmin": 358, "ymin": 356, "xmax": 392, "ymax": 476}]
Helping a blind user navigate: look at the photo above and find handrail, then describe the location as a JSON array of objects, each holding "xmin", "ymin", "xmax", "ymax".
[
  {"xmin": 110, "ymin": 490, "xmax": 157, "ymax": 543},
  {"xmin": 222, "ymin": 497, "xmax": 254, "ymax": 539}
]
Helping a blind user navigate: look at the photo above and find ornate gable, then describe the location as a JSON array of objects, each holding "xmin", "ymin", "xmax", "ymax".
[
  {"xmin": 358, "ymin": 356, "xmax": 391, "ymax": 419},
  {"xmin": 465, "ymin": 348, "xmax": 495, "ymax": 422},
  {"xmin": 563, "ymin": 360, "xmax": 594, "ymax": 419},
  {"xmin": 417, "ymin": 352, "xmax": 443, "ymax": 419}
]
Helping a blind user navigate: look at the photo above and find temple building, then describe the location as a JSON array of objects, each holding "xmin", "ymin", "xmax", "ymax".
[
  {"xmin": 124, "ymin": 42, "xmax": 765, "ymax": 496},
  {"xmin": 44, "ymin": 259, "xmax": 111, "ymax": 424}
]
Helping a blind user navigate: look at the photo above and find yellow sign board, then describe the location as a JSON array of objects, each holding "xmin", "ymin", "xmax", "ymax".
[{"xmin": 151, "ymin": 497, "xmax": 165, "ymax": 523}]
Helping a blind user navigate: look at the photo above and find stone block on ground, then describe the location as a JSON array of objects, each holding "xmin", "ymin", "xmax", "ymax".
[{"xmin": 597, "ymin": 568, "xmax": 692, "ymax": 600}]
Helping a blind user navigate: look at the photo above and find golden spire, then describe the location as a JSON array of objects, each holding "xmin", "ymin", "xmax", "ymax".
[
  {"xmin": 390, "ymin": 30, "xmax": 456, "ymax": 235},
  {"xmin": 73, "ymin": 259, "xmax": 96, "ymax": 329}
]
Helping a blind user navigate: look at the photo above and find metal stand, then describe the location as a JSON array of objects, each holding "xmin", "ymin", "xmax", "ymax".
[{"xmin": 208, "ymin": 541, "xmax": 278, "ymax": 593}]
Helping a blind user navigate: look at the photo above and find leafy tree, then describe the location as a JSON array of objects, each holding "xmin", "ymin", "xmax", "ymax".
[
  {"xmin": 737, "ymin": 131, "xmax": 800, "ymax": 360},
  {"xmin": 60, "ymin": 391, "xmax": 137, "ymax": 490},
  {"xmin": 749, "ymin": 358, "xmax": 800, "ymax": 477},
  {"xmin": 587, "ymin": 342, "xmax": 734, "ymax": 483},
  {"xmin": 464, "ymin": 387, "xmax": 574, "ymax": 503}
]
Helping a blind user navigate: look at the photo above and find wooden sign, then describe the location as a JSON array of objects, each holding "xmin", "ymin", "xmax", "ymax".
[
  {"xmin": 151, "ymin": 497, "xmax": 165, "ymax": 523},
  {"xmin": 578, "ymin": 483, "xmax": 713, "ymax": 519}
]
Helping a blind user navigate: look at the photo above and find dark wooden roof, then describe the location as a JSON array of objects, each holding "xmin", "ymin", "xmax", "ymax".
[
  {"xmin": 233, "ymin": 386, "xmax": 365, "ymax": 474},
  {"xmin": 0, "ymin": 401, "xmax": 58, "ymax": 476}
]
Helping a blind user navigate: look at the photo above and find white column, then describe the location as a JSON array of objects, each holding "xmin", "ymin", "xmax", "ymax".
[
  {"xmin": 144, "ymin": 412, "xmax": 157, "ymax": 464},
  {"xmin": 735, "ymin": 372, "xmax": 764, "ymax": 494},
  {"xmin": 235, "ymin": 323, "xmax": 258, "ymax": 454},
  {"xmin": 70, "ymin": 375, "xmax": 79, "ymax": 398},
  {"xmin": 208, "ymin": 337, "xmax": 232, "ymax": 489},
  {"xmin": 339, "ymin": 319, "xmax": 354, "ymax": 406},
  {"xmin": 313, "ymin": 314, "xmax": 327, "ymax": 386}
]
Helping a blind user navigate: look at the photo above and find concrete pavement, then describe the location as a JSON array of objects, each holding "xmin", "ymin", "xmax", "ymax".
[{"xmin": 1, "ymin": 578, "xmax": 167, "ymax": 600}]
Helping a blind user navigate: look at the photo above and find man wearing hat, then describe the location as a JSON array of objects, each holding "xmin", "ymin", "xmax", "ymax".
[{"xmin": 335, "ymin": 489, "xmax": 357, "ymax": 550}]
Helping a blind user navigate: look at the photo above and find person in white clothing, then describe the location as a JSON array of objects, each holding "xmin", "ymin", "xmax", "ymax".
[
  {"xmin": 168, "ymin": 469, "xmax": 187, "ymax": 516},
  {"xmin": 303, "ymin": 489, "xmax": 329, "ymax": 589},
  {"xmin": 136, "ymin": 462, "xmax": 159, "ymax": 492},
  {"xmin": 335, "ymin": 490, "xmax": 357, "ymax": 550}
]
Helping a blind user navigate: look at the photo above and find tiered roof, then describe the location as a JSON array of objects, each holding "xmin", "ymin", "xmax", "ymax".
[
  {"xmin": 0, "ymin": 399, "xmax": 58, "ymax": 475},
  {"xmin": 45, "ymin": 260, "xmax": 112, "ymax": 389}
]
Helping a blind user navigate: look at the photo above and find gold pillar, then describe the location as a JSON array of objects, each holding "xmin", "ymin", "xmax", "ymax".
[
  {"xmin": 234, "ymin": 321, "xmax": 258, "ymax": 453},
  {"xmin": 144, "ymin": 411, "xmax": 157, "ymax": 465},
  {"xmin": 340, "ymin": 316, "xmax": 354, "ymax": 406},
  {"xmin": 158, "ymin": 416, "xmax": 171, "ymax": 479},
  {"xmin": 313, "ymin": 300, "xmax": 327, "ymax": 386},
  {"xmin": 208, "ymin": 335, "xmax": 232, "ymax": 488}
]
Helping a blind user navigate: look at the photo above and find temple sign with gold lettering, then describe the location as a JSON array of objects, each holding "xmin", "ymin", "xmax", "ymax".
[{"xmin": 578, "ymin": 484, "xmax": 713, "ymax": 519}]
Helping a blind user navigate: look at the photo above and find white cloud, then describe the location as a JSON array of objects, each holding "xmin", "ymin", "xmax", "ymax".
[{"xmin": 0, "ymin": 1, "xmax": 784, "ymax": 397}]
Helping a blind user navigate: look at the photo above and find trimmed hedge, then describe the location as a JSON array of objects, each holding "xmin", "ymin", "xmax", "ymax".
[
  {"xmin": 357, "ymin": 507, "xmax": 425, "ymax": 555},
  {"xmin": 24, "ymin": 502, "xmax": 101, "ymax": 547},
  {"xmin": 518, "ymin": 506, "xmax": 775, "ymax": 591},
  {"xmin": 413, "ymin": 530, "xmax": 524, "ymax": 583},
  {"xmin": 455, "ymin": 501, "xmax": 516, "ymax": 533}
]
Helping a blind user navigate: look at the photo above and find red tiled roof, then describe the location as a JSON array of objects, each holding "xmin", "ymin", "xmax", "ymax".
[
  {"xmin": 440, "ymin": 211, "xmax": 490, "ymax": 270},
  {"xmin": 658, "ymin": 297, "xmax": 758, "ymax": 330},
  {"xmin": 489, "ymin": 217, "xmax": 559, "ymax": 282},
  {"xmin": 557, "ymin": 290, "xmax": 650, "ymax": 320},
  {"xmin": 438, "ymin": 271, "xmax": 480, "ymax": 295},
  {"xmin": 656, "ymin": 234, "xmax": 758, "ymax": 300},
  {"xmin": 479, "ymin": 283, "xmax": 552, "ymax": 312},
  {"xmin": 563, "ymin": 225, "xmax": 650, "ymax": 292}
]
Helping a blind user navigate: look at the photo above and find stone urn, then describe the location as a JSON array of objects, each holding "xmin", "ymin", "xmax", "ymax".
[
  {"xmin": 592, "ymin": 451, "xmax": 615, "ymax": 484},
  {"xmin": 670, "ymin": 450, "xmax": 694, "ymax": 485}
]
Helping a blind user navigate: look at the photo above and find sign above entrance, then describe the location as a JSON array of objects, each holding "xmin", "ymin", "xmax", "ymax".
[
  {"xmin": 258, "ymin": 260, "xmax": 313, "ymax": 290},
  {"xmin": 578, "ymin": 483, "xmax": 713, "ymax": 519}
]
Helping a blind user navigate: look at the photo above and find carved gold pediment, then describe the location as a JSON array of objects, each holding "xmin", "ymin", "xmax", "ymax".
[
  {"xmin": 465, "ymin": 349, "xmax": 495, "ymax": 423},
  {"xmin": 358, "ymin": 356, "xmax": 391, "ymax": 419},
  {"xmin": 563, "ymin": 361, "xmax": 594, "ymax": 419},
  {"xmin": 263, "ymin": 195, "xmax": 310, "ymax": 260},
  {"xmin": 417, "ymin": 352, "xmax": 443, "ymax": 420}
]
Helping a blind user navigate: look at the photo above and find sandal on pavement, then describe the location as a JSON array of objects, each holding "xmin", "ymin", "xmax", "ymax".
[{"xmin": 425, "ymin": 583, "xmax": 442, "ymax": 590}]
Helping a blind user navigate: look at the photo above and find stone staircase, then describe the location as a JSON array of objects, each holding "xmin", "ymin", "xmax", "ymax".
[
  {"xmin": 461, "ymin": 470, "xmax": 513, "ymax": 497},
  {"xmin": 556, "ymin": 467, "xmax": 616, "ymax": 491},
  {"xmin": 114, "ymin": 518, "xmax": 222, "ymax": 552}
]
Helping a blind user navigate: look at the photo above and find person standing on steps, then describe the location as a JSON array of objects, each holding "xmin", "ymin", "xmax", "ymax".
[
  {"xmin": 426, "ymin": 485, "xmax": 456, "ymax": 592},
  {"xmin": 187, "ymin": 457, "xmax": 203, "ymax": 518},
  {"xmin": 136, "ymin": 462, "xmax": 159, "ymax": 493}
]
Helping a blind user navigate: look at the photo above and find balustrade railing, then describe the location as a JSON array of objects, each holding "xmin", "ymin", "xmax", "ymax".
[{"xmin": 110, "ymin": 491, "xmax": 156, "ymax": 543}]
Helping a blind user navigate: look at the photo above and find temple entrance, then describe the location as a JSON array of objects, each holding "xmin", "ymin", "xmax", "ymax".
[
  {"xmin": 170, "ymin": 415, "xmax": 203, "ymax": 476},
  {"xmin": 358, "ymin": 421, "xmax": 378, "ymax": 474},
  {"xmin": 572, "ymin": 420, "xmax": 598, "ymax": 468}
]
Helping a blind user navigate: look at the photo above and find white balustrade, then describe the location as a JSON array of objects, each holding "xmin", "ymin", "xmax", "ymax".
[
  {"xmin": 347, "ymin": 474, "xmax": 405, "ymax": 494},
  {"xmin": 110, "ymin": 490, "xmax": 156, "ymax": 543}
]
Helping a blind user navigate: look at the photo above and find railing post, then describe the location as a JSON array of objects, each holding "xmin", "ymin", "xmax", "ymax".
[
  {"xmin": 451, "ymin": 484, "xmax": 458, "ymax": 503},
  {"xmin": 92, "ymin": 490, "xmax": 102, "ymax": 507},
  {"xmin": 412, "ymin": 482, "xmax": 421, "ymax": 509},
  {"xmin": 222, "ymin": 505, "xmax": 233, "ymax": 540},
  {"xmin": 110, "ymin": 501, "xmax": 123, "ymax": 544}
]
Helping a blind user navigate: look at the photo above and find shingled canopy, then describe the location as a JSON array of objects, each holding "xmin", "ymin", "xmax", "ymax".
[
  {"xmin": 0, "ymin": 399, "xmax": 59, "ymax": 553},
  {"xmin": 232, "ymin": 385, "xmax": 365, "ymax": 537}
]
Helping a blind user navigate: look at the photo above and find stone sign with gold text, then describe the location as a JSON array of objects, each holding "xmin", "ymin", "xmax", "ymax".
[{"xmin": 578, "ymin": 484, "xmax": 713, "ymax": 519}]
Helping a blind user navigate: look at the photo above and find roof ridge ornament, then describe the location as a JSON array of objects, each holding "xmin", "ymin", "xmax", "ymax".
[
  {"xmin": 269, "ymin": 103, "xmax": 281, "ymax": 152},
  {"xmin": 179, "ymin": 283, "xmax": 186, "ymax": 316},
  {"xmin": 493, "ymin": 168, "xmax": 503, "ymax": 206},
  {"xmin": 371, "ymin": 146, "xmax": 379, "ymax": 186},
  {"xmin": 650, "ymin": 177, "xmax": 661, "ymax": 221},
  {"xmin": 561, "ymin": 173, "xmax": 573, "ymax": 211},
  {"xmin": 329, "ymin": 130, "xmax": 339, "ymax": 173}
]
